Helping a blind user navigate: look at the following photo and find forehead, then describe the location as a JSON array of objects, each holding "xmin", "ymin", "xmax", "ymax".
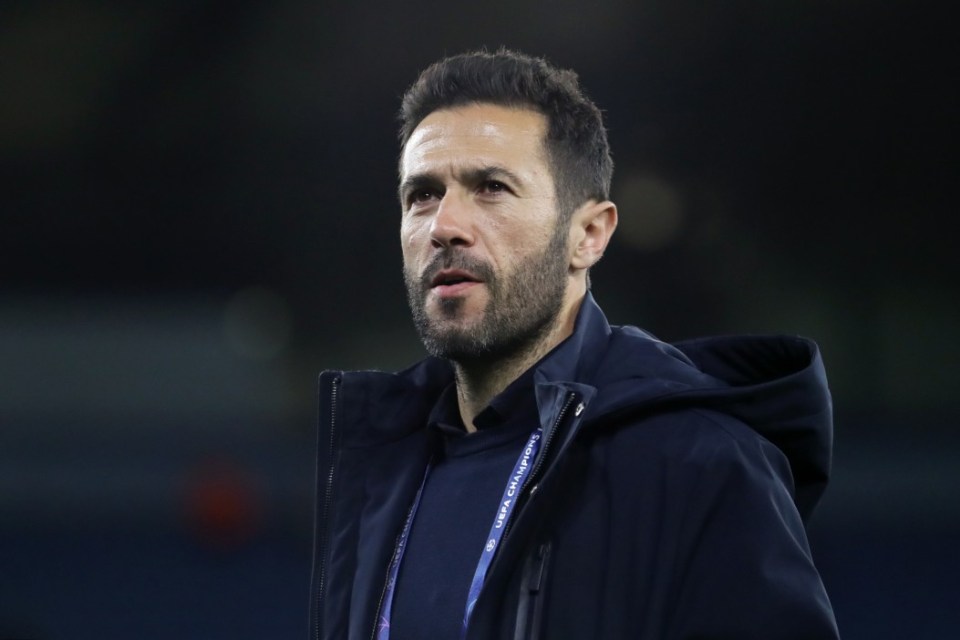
[{"xmin": 400, "ymin": 103, "xmax": 549, "ymax": 179}]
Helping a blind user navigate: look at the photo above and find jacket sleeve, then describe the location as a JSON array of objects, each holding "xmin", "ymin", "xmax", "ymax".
[{"xmin": 665, "ymin": 411, "xmax": 840, "ymax": 640}]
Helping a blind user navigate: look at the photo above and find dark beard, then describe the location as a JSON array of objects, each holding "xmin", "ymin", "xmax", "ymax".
[{"xmin": 404, "ymin": 223, "xmax": 569, "ymax": 365}]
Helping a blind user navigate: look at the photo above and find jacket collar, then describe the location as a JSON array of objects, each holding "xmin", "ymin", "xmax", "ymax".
[{"xmin": 333, "ymin": 292, "xmax": 610, "ymax": 448}]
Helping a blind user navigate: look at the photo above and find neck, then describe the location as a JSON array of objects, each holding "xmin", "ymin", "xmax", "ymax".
[{"xmin": 453, "ymin": 294, "xmax": 583, "ymax": 432}]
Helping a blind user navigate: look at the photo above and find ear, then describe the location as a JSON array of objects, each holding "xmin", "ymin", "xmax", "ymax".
[{"xmin": 569, "ymin": 200, "xmax": 618, "ymax": 271}]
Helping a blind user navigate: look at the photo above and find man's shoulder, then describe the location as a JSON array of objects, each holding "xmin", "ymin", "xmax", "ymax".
[
  {"xmin": 590, "ymin": 401, "xmax": 772, "ymax": 463},
  {"xmin": 582, "ymin": 406, "xmax": 798, "ymax": 514}
]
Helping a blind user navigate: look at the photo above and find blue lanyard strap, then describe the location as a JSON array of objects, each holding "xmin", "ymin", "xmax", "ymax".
[
  {"xmin": 375, "ymin": 427, "xmax": 544, "ymax": 640},
  {"xmin": 462, "ymin": 427, "xmax": 541, "ymax": 635},
  {"xmin": 376, "ymin": 464, "xmax": 429, "ymax": 640}
]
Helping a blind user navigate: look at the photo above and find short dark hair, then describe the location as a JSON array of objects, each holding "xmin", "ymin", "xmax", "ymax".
[{"xmin": 398, "ymin": 48, "xmax": 613, "ymax": 220}]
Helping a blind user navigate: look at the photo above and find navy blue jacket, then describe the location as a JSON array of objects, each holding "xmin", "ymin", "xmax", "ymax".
[{"xmin": 310, "ymin": 295, "xmax": 839, "ymax": 639}]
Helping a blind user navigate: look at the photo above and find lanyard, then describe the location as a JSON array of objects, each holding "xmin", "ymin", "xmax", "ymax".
[{"xmin": 375, "ymin": 427, "xmax": 544, "ymax": 640}]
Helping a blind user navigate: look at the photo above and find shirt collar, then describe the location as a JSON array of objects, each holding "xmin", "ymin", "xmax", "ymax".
[
  {"xmin": 427, "ymin": 364, "xmax": 538, "ymax": 436},
  {"xmin": 426, "ymin": 295, "xmax": 600, "ymax": 436}
]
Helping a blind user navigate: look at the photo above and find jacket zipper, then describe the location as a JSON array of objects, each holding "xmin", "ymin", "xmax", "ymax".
[
  {"xmin": 498, "ymin": 393, "xmax": 580, "ymax": 640},
  {"xmin": 502, "ymin": 392, "xmax": 580, "ymax": 541},
  {"xmin": 313, "ymin": 376, "xmax": 340, "ymax": 640}
]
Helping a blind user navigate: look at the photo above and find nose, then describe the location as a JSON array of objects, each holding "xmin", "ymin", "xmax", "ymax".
[{"xmin": 429, "ymin": 192, "xmax": 475, "ymax": 249}]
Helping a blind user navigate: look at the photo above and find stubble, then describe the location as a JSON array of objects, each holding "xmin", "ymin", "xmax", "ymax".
[{"xmin": 404, "ymin": 223, "xmax": 569, "ymax": 365}]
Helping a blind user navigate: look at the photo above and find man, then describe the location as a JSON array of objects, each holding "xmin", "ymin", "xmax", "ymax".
[{"xmin": 310, "ymin": 49, "xmax": 839, "ymax": 639}]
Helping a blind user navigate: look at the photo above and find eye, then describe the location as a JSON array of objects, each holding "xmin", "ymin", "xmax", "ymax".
[
  {"xmin": 408, "ymin": 188, "xmax": 439, "ymax": 207},
  {"xmin": 479, "ymin": 180, "xmax": 508, "ymax": 195}
]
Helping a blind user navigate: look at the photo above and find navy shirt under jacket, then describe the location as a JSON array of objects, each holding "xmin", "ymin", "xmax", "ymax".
[{"xmin": 389, "ymin": 366, "xmax": 540, "ymax": 640}]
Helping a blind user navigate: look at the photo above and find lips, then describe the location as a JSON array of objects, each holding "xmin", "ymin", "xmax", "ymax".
[
  {"xmin": 427, "ymin": 268, "xmax": 484, "ymax": 297},
  {"xmin": 429, "ymin": 269, "xmax": 482, "ymax": 288}
]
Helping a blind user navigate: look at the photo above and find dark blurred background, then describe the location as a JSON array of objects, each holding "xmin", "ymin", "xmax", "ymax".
[{"xmin": 1, "ymin": 1, "xmax": 957, "ymax": 638}]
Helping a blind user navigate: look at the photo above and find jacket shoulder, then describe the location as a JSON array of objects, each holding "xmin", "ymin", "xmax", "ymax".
[{"xmin": 596, "ymin": 405, "xmax": 794, "ymax": 488}]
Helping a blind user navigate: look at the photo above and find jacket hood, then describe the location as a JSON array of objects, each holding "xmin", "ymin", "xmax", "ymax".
[{"xmin": 573, "ymin": 296, "xmax": 833, "ymax": 522}]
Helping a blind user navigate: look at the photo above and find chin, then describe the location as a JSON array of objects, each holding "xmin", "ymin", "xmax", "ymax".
[
  {"xmin": 428, "ymin": 312, "xmax": 481, "ymax": 337},
  {"xmin": 431, "ymin": 293, "xmax": 487, "ymax": 320}
]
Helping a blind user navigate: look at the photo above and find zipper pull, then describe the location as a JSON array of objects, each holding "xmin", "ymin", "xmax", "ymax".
[{"xmin": 524, "ymin": 542, "xmax": 552, "ymax": 592}]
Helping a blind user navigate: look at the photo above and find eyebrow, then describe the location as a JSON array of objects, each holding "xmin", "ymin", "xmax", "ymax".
[
  {"xmin": 398, "ymin": 165, "xmax": 527, "ymax": 204},
  {"xmin": 397, "ymin": 174, "xmax": 441, "ymax": 204}
]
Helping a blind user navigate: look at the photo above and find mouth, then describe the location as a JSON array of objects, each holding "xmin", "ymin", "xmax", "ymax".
[
  {"xmin": 428, "ymin": 269, "xmax": 483, "ymax": 296},
  {"xmin": 430, "ymin": 269, "xmax": 481, "ymax": 287}
]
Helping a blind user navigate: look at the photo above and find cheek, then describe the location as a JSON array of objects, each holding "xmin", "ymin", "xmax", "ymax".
[
  {"xmin": 502, "ymin": 219, "xmax": 554, "ymax": 258},
  {"xmin": 400, "ymin": 219, "xmax": 426, "ymax": 263}
]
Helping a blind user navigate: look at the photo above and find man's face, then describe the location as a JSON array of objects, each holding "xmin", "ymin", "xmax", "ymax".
[{"xmin": 399, "ymin": 103, "xmax": 571, "ymax": 363}]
